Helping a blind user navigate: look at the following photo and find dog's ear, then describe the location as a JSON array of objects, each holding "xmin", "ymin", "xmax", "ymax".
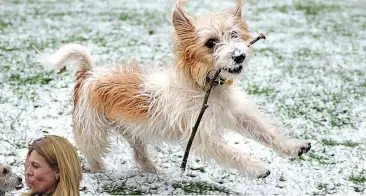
[
  {"xmin": 172, "ymin": 1, "xmax": 194, "ymax": 36},
  {"xmin": 231, "ymin": 0, "xmax": 244, "ymax": 18}
]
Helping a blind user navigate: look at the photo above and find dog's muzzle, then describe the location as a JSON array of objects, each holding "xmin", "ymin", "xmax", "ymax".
[
  {"xmin": 223, "ymin": 65, "xmax": 243, "ymax": 74},
  {"xmin": 15, "ymin": 176, "xmax": 23, "ymax": 190},
  {"xmin": 232, "ymin": 50, "xmax": 246, "ymax": 64}
]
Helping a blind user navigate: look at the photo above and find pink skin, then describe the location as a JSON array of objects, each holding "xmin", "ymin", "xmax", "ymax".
[{"xmin": 25, "ymin": 151, "xmax": 59, "ymax": 194}]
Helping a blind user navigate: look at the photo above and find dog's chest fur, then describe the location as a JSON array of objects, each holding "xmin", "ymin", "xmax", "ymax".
[{"xmin": 128, "ymin": 68, "xmax": 245, "ymax": 143}]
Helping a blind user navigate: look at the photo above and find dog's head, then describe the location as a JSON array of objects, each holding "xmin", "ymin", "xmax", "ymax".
[
  {"xmin": 0, "ymin": 164, "xmax": 23, "ymax": 193},
  {"xmin": 173, "ymin": 0, "xmax": 252, "ymax": 87}
]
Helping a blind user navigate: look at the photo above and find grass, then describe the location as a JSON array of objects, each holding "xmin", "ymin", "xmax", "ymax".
[
  {"xmin": 103, "ymin": 180, "xmax": 232, "ymax": 195},
  {"xmin": 0, "ymin": 20, "xmax": 10, "ymax": 30},
  {"xmin": 246, "ymin": 84, "xmax": 277, "ymax": 96},
  {"xmin": 349, "ymin": 170, "xmax": 366, "ymax": 185},
  {"xmin": 294, "ymin": 3, "xmax": 340, "ymax": 16},
  {"xmin": 118, "ymin": 9, "xmax": 167, "ymax": 27},
  {"xmin": 172, "ymin": 181, "xmax": 231, "ymax": 195},
  {"xmin": 0, "ymin": 0, "xmax": 365, "ymax": 195},
  {"xmin": 9, "ymin": 72, "xmax": 53, "ymax": 85},
  {"xmin": 308, "ymin": 153, "xmax": 334, "ymax": 165},
  {"xmin": 278, "ymin": 92, "xmax": 356, "ymax": 128},
  {"xmin": 349, "ymin": 175, "xmax": 366, "ymax": 185},
  {"xmin": 190, "ymin": 166, "xmax": 206, "ymax": 173},
  {"xmin": 315, "ymin": 182, "xmax": 336, "ymax": 194},
  {"xmin": 321, "ymin": 140, "xmax": 359, "ymax": 148},
  {"xmin": 103, "ymin": 182, "xmax": 144, "ymax": 195}
]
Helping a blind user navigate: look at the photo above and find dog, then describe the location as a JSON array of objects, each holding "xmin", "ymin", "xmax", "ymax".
[
  {"xmin": 38, "ymin": 0, "xmax": 311, "ymax": 178},
  {"xmin": 0, "ymin": 163, "xmax": 23, "ymax": 195}
]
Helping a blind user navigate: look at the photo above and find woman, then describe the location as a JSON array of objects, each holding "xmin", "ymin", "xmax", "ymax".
[{"xmin": 22, "ymin": 135, "xmax": 82, "ymax": 196}]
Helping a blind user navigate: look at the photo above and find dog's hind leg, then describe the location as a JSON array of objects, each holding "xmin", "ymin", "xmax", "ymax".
[
  {"xmin": 124, "ymin": 135, "xmax": 159, "ymax": 173},
  {"xmin": 74, "ymin": 125, "xmax": 109, "ymax": 173}
]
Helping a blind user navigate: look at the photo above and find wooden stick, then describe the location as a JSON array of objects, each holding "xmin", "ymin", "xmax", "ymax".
[
  {"xmin": 180, "ymin": 69, "xmax": 222, "ymax": 173},
  {"xmin": 180, "ymin": 34, "xmax": 266, "ymax": 173},
  {"xmin": 247, "ymin": 33, "xmax": 266, "ymax": 47}
]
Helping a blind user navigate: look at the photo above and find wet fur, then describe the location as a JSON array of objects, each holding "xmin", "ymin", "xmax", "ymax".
[
  {"xmin": 39, "ymin": 0, "xmax": 311, "ymax": 178},
  {"xmin": 0, "ymin": 164, "xmax": 23, "ymax": 194}
]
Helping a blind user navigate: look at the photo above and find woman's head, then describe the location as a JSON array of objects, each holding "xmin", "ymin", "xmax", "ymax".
[{"xmin": 24, "ymin": 135, "xmax": 82, "ymax": 196}]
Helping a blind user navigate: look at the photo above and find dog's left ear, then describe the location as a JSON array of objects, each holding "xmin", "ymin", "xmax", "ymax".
[
  {"xmin": 231, "ymin": 0, "xmax": 244, "ymax": 18},
  {"xmin": 172, "ymin": 0, "xmax": 194, "ymax": 36}
]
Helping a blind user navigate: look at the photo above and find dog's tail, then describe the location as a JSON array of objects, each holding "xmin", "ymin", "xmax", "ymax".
[{"xmin": 37, "ymin": 44, "xmax": 95, "ymax": 71}]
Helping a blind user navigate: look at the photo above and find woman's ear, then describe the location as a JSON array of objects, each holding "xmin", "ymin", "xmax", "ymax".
[
  {"xmin": 53, "ymin": 168, "xmax": 60, "ymax": 180},
  {"xmin": 55, "ymin": 173, "xmax": 60, "ymax": 180}
]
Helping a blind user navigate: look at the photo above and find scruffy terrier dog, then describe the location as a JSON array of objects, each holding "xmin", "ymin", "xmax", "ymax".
[
  {"xmin": 0, "ymin": 163, "xmax": 23, "ymax": 195},
  {"xmin": 40, "ymin": 0, "xmax": 310, "ymax": 178}
]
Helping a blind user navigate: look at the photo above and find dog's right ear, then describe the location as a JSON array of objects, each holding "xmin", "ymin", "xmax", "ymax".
[
  {"xmin": 230, "ymin": 0, "xmax": 244, "ymax": 18},
  {"xmin": 172, "ymin": 0, "xmax": 194, "ymax": 37}
]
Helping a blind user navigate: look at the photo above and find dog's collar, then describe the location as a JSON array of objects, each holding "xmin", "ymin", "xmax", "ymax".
[
  {"xmin": 205, "ymin": 74, "xmax": 226, "ymax": 86},
  {"xmin": 205, "ymin": 72, "xmax": 234, "ymax": 87}
]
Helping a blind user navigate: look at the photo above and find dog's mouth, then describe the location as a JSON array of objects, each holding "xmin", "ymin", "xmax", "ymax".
[
  {"xmin": 15, "ymin": 183, "xmax": 24, "ymax": 190},
  {"xmin": 222, "ymin": 65, "xmax": 243, "ymax": 74}
]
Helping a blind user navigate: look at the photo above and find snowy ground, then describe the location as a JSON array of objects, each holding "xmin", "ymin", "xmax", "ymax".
[{"xmin": 1, "ymin": 0, "xmax": 365, "ymax": 195}]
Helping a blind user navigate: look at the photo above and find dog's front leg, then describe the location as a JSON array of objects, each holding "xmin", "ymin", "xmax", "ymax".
[
  {"xmin": 235, "ymin": 110, "xmax": 311, "ymax": 157},
  {"xmin": 194, "ymin": 135, "xmax": 271, "ymax": 178}
]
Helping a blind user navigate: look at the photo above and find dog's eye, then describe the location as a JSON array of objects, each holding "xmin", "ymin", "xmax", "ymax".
[
  {"xmin": 205, "ymin": 38, "xmax": 217, "ymax": 49},
  {"xmin": 2, "ymin": 168, "xmax": 9, "ymax": 174},
  {"xmin": 231, "ymin": 31, "xmax": 239, "ymax": 39}
]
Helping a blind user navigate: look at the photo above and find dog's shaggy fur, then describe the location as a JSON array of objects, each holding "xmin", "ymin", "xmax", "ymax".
[
  {"xmin": 39, "ymin": 0, "xmax": 310, "ymax": 178},
  {"xmin": 0, "ymin": 163, "xmax": 23, "ymax": 195}
]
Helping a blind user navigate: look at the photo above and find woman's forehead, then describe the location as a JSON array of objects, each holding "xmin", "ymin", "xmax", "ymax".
[{"xmin": 29, "ymin": 150, "xmax": 46, "ymax": 164}]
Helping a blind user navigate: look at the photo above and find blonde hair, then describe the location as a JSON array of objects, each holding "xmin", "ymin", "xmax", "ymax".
[{"xmin": 22, "ymin": 135, "xmax": 82, "ymax": 196}]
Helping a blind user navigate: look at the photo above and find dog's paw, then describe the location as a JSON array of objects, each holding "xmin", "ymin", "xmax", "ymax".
[
  {"xmin": 242, "ymin": 161, "xmax": 271, "ymax": 179},
  {"xmin": 280, "ymin": 139, "xmax": 311, "ymax": 157},
  {"xmin": 85, "ymin": 164, "xmax": 105, "ymax": 173},
  {"xmin": 298, "ymin": 142, "xmax": 311, "ymax": 156},
  {"xmin": 257, "ymin": 169, "xmax": 271, "ymax": 179},
  {"xmin": 140, "ymin": 165, "xmax": 162, "ymax": 174}
]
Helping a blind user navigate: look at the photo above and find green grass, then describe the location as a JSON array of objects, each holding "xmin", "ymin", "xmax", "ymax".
[
  {"xmin": 172, "ymin": 181, "xmax": 231, "ymax": 195},
  {"xmin": 294, "ymin": 3, "xmax": 340, "ymax": 16},
  {"xmin": 293, "ymin": 48, "xmax": 323, "ymax": 59},
  {"xmin": 349, "ymin": 175, "xmax": 366, "ymax": 185},
  {"xmin": 0, "ymin": 20, "xmax": 10, "ymax": 30},
  {"xmin": 118, "ymin": 9, "xmax": 167, "ymax": 27},
  {"xmin": 321, "ymin": 140, "xmax": 359, "ymax": 148},
  {"xmin": 308, "ymin": 153, "xmax": 334, "ymax": 165},
  {"xmin": 278, "ymin": 92, "xmax": 355, "ymax": 128},
  {"xmin": 0, "ymin": 45, "xmax": 21, "ymax": 52},
  {"xmin": 103, "ymin": 182, "xmax": 144, "ymax": 195},
  {"xmin": 274, "ymin": 5, "xmax": 289, "ymax": 13},
  {"xmin": 315, "ymin": 182, "xmax": 335, "ymax": 194},
  {"xmin": 289, "ymin": 156, "xmax": 305, "ymax": 162},
  {"xmin": 190, "ymin": 166, "xmax": 206, "ymax": 173},
  {"xmin": 103, "ymin": 180, "xmax": 233, "ymax": 195},
  {"xmin": 0, "ymin": 65, "xmax": 10, "ymax": 72},
  {"xmin": 246, "ymin": 84, "xmax": 276, "ymax": 96},
  {"xmin": 9, "ymin": 72, "xmax": 53, "ymax": 85}
]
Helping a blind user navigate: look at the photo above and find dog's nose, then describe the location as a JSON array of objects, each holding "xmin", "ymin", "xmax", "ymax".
[
  {"xmin": 232, "ymin": 53, "xmax": 246, "ymax": 64},
  {"xmin": 17, "ymin": 176, "xmax": 22, "ymax": 183}
]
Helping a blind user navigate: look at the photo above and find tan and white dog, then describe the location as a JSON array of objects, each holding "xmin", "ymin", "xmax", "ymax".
[
  {"xmin": 39, "ymin": 0, "xmax": 310, "ymax": 178},
  {"xmin": 0, "ymin": 163, "xmax": 23, "ymax": 195}
]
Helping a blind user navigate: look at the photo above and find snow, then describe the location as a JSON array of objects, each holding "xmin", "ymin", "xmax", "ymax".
[{"xmin": 1, "ymin": 0, "xmax": 365, "ymax": 195}]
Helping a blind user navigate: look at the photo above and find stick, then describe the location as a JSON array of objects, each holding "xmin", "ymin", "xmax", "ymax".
[
  {"xmin": 180, "ymin": 34, "xmax": 266, "ymax": 173},
  {"xmin": 180, "ymin": 69, "xmax": 222, "ymax": 173},
  {"xmin": 247, "ymin": 33, "xmax": 266, "ymax": 47}
]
